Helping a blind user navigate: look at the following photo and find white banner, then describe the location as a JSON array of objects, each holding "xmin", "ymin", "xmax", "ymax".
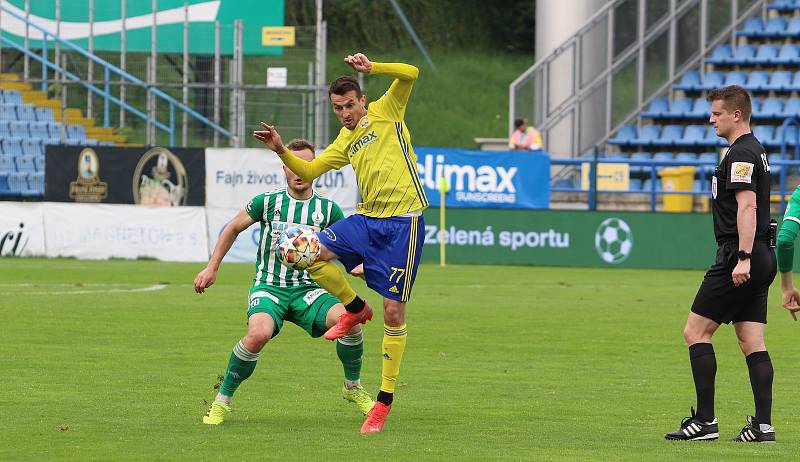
[
  {"xmin": 206, "ymin": 207, "xmax": 262, "ymax": 264},
  {"xmin": 43, "ymin": 203, "xmax": 209, "ymax": 261},
  {"xmin": 0, "ymin": 202, "xmax": 45, "ymax": 257},
  {"xmin": 205, "ymin": 148, "xmax": 359, "ymax": 215}
]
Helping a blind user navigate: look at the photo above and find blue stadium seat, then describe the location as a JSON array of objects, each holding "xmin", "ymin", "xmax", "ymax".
[
  {"xmin": 764, "ymin": 70, "xmax": 792, "ymax": 91},
  {"xmin": 724, "ymin": 71, "xmax": 748, "ymax": 87},
  {"xmin": 686, "ymin": 98, "xmax": 711, "ymax": 118},
  {"xmin": 659, "ymin": 125, "xmax": 684, "ymax": 145},
  {"xmin": 16, "ymin": 105, "xmax": 36, "ymax": 121},
  {"xmin": 33, "ymin": 155, "xmax": 45, "ymax": 172},
  {"xmin": 6, "ymin": 172, "xmax": 27, "ymax": 195},
  {"xmin": 696, "ymin": 71, "xmax": 725, "ymax": 91},
  {"xmin": 775, "ymin": 125, "xmax": 799, "ymax": 146},
  {"xmin": 22, "ymin": 139, "xmax": 44, "ymax": 158},
  {"xmin": 0, "ymin": 155, "xmax": 13, "ymax": 174},
  {"xmin": 775, "ymin": 43, "xmax": 800, "ymax": 64},
  {"xmin": 770, "ymin": 152, "xmax": 788, "ymax": 176},
  {"xmin": 0, "ymin": 174, "xmax": 9, "ymax": 195},
  {"xmin": 0, "ymin": 104, "xmax": 17, "ymax": 120},
  {"xmin": 27, "ymin": 172, "xmax": 44, "ymax": 195},
  {"xmin": 642, "ymin": 178, "xmax": 661, "ymax": 192},
  {"xmin": 730, "ymin": 44, "xmax": 757, "ymax": 64},
  {"xmin": 641, "ymin": 98, "xmax": 669, "ymax": 118},
  {"xmin": 2, "ymin": 90, "xmax": 22, "ymax": 105},
  {"xmin": 750, "ymin": 98, "xmax": 763, "ymax": 119},
  {"xmin": 676, "ymin": 125, "xmax": 706, "ymax": 147},
  {"xmin": 706, "ymin": 126, "xmax": 726, "ymax": 146},
  {"xmin": 47, "ymin": 122, "xmax": 62, "ymax": 140},
  {"xmin": 787, "ymin": 17, "xmax": 800, "ymax": 36},
  {"xmin": 752, "ymin": 44, "xmax": 778, "ymax": 64},
  {"xmin": 759, "ymin": 97, "xmax": 783, "ymax": 118},
  {"xmin": 9, "ymin": 120, "xmax": 29, "ymax": 138},
  {"xmin": 653, "ymin": 152, "xmax": 674, "ymax": 172},
  {"xmin": 35, "ymin": 107, "xmax": 56, "ymax": 122},
  {"xmin": 635, "ymin": 125, "xmax": 661, "ymax": 146},
  {"xmin": 779, "ymin": 98, "xmax": 800, "ymax": 118},
  {"xmin": 746, "ymin": 71, "xmax": 770, "ymax": 91},
  {"xmin": 0, "ymin": 120, "xmax": 10, "ymax": 137},
  {"xmin": 698, "ymin": 152, "xmax": 719, "ymax": 176},
  {"xmin": 629, "ymin": 178, "xmax": 643, "ymax": 191},
  {"xmin": 738, "ymin": 17, "xmax": 765, "ymax": 37},
  {"xmin": 15, "ymin": 155, "xmax": 35, "ymax": 173},
  {"xmin": 708, "ymin": 44, "xmax": 733, "ymax": 64},
  {"xmin": 29, "ymin": 121, "xmax": 49, "ymax": 139},
  {"xmin": 665, "ymin": 98, "xmax": 693, "ymax": 118},
  {"xmin": 676, "ymin": 152, "xmax": 698, "ymax": 164},
  {"xmin": 66, "ymin": 124, "xmax": 88, "ymax": 142},
  {"xmin": 764, "ymin": 17, "xmax": 788, "ymax": 37},
  {"xmin": 769, "ymin": 0, "xmax": 796, "ymax": 11},
  {"xmin": 753, "ymin": 125, "xmax": 776, "ymax": 146},
  {"xmin": 629, "ymin": 151, "xmax": 652, "ymax": 173},
  {"xmin": 609, "ymin": 125, "xmax": 637, "ymax": 146},
  {"xmin": 674, "ymin": 71, "xmax": 700, "ymax": 91},
  {"xmin": 1, "ymin": 138, "xmax": 23, "ymax": 157},
  {"xmin": 84, "ymin": 139, "xmax": 99, "ymax": 146}
]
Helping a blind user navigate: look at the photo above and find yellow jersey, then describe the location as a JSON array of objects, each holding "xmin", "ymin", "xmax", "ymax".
[{"xmin": 278, "ymin": 62, "xmax": 429, "ymax": 218}]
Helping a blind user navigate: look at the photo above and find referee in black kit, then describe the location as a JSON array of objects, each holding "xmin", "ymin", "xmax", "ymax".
[{"xmin": 665, "ymin": 85, "xmax": 777, "ymax": 443}]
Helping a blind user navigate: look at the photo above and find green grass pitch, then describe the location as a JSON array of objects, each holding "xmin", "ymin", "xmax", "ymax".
[{"xmin": 1, "ymin": 258, "xmax": 799, "ymax": 461}]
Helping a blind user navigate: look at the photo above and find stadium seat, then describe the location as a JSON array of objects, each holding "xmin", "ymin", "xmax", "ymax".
[
  {"xmin": 775, "ymin": 125, "xmax": 799, "ymax": 146},
  {"xmin": 664, "ymin": 98, "xmax": 693, "ymax": 118},
  {"xmin": 0, "ymin": 155, "xmax": 13, "ymax": 174},
  {"xmin": 698, "ymin": 152, "xmax": 719, "ymax": 176},
  {"xmin": 608, "ymin": 125, "xmax": 635, "ymax": 145},
  {"xmin": 674, "ymin": 71, "xmax": 700, "ymax": 91},
  {"xmin": 676, "ymin": 152, "xmax": 698, "ymax": 165},
  {"xmin": 764, "ymin": 17, "xmax": 788, "ymax": 37},
  {"xmin": 705, "ymin": 126, "xmax": 725, "ymax": 147},
  {"xmin": 642, "ymin": 178, "xmax": 661, "ymax": 192},
  {"xmin": 1, "ymin": 138, "xmax": 23, "ymax": 157},
  {"xmin": 770, "ymin": 152, "xmax": 788, "ymax": 176},
  {"xmin": 729, "ymin": 44, "xmax": 757, "ymax": 64},
  {"xmin": 9, "ymin": 120, "xmax": 29, "ymax": 138},
  {"xmin": 779, "ymin": 98, "xmax": 800, "ymax": 119},
  {"xmin": 769, "ymin": 0, "xmax": 796, "ymax": 11},
  {"xmin": 787, "ymin": 17, "xmax": 800, "ymax": 37},
  {"xmin": 738, "ymin": 17, "xmax": 765, "ymax": 37},
  {"xmin": 33, "ymin": 156, "xmax": 44, "ymax": 172},
  {"xmin": 634, "ymin": 125, "xmax": 661, "ymax": 146},
  {"xmin": 759, "ymin": 97, "xmax": 783, "ymax": 118},
  {"xmin": 66, "ymin": 124, "xmax": 88, "ymax": 142},
  {"xmin": 686, "ymin": 98, "xmax": 711, "ymax": 119},
  {"xmin": 696, "ymin": 71, "xmax": 725, "ymax": 91},
  {"xmin": 775, "ymin": 44, "xmax": 800, "ymax": 64},
  {"xmin": 753, "ymin": 125, "xmax": 776, "ymax": 146},
  {"xmin": 0, "ymin": 104, "xmax": 17, "ymax": 120},
  {"xmin": 0, "ymin": 120, "xmax": 10, "ymax": 137},
  {"xmin": 0, "ymin": 174, "xmax": 9, "ymax": 195},
  {"xmin": 22, "ymin": 139, "xmax": 44, "ymax": 157},
  {"xmin": 629, "ymin": 178, "xmax": 643, "ymax": 191},
  {"xmin": 47, "ymin": 122, "xmax": 63, "ymax": 140},
  {"xmin": 604, "ymin": 152, "xmax": 630, "ymax": 160},
  {"xmin": 14, "ymin": 155, "xmax": 35, "ymax": 173},
  {"xmin": 2, "ymin": 90, "xmax": 22, "ymax": 105},
  {"xmin": 27, "ymin": 172, "xmax": 44, "ymax": 194},
  {"xmin": 6, "ymin": 172, "xmax": 27, "ymax": 194},
  {"xmin": 724, "ymin": 71, "xmax": 748, "ymax": 87},
  {"xmin": 675, "ymin": 125, "xmax": 705, "ymax": 147},
  {"xmin": 746, "ymin": 71, "xmax": 770, "ymax": 91},
  {"xmin": 751, "ymin": 44, "xmax": 778, "ymax": 64},
  {"xmin": 629, "ymin": 151, "xmax": 652, "ymax": 173},
  {"xmin": 653, "ymin": 152, "xmax": 674, "ymax": 171},
  {"xmin": 750, "ymin": 98, "xmax": 764, "ymax": 119},
  {"xmin": 641, "ymin": 98, "xmax": 669, "ymax": 118},
  {"xmin": 708, "ymin": 44, "xmax": 733, "ymax": 64},
  {"xmin": 29, "ymin": 121, "xmax": 49, "ymax": 139},
  {"xmin": 658, "ymin": 125, "xmax": 684, "ymax": 145},
  {"xmin": 35, "ymin": 107, "xmax": 56, "ymax": 123},
  {"xmin": 16, "ymin": 105, "xmax": 36, "ymax": 121},
  {"xmin": 764, "ymin": 70, "xmax": 792, "ymax": 91}
]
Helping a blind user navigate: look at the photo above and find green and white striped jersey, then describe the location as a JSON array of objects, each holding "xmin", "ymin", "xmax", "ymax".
[{"xmin": 246, "ymin": 187, "xmax": 344, "ymax": 287}]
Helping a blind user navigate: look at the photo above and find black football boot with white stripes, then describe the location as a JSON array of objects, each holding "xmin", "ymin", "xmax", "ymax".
[
  {"xmin": 664, "ymin": 407, "xmax": 719, "ymax": 441},
  {"xmin": 732, "ymin": 416, "xmax": 776, "ymax": 443}
]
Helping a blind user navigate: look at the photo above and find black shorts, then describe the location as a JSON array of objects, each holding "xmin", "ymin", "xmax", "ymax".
[{"xmin": 691, "ymin": 240, "xmax": 776, "ymax": 324}]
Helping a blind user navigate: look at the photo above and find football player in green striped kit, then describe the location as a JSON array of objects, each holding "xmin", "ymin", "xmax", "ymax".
[{"xmin": 195, "ymin": 139, "xmax": 374, "ymax": 425}]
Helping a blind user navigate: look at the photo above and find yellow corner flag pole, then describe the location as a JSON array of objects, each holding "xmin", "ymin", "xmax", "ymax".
[{"xmin": 438, "ymin": 177, "xmax": 448, "ymax": 267}]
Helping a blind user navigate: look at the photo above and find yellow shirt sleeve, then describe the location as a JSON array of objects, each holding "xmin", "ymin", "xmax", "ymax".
[
  {"xmin": 367, "ymin": 62, "xmax": 419, "ymax": 120},
  {"xmin": 277, "ymin": 131, "xmax": 350, "ymax": 182}
]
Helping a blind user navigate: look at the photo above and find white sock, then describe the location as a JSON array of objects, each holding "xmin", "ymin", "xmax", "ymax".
[
  {"xmin": 344, "ymin": 379, "xmax": 361, "ymax": 389},
  {"xmin": 215, "ymin": 393, "xmax": 232, "ymax": 404}
]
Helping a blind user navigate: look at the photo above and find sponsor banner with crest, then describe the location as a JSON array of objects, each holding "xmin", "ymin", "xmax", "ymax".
[
  {"xmin": 414, "ymin": 147, "xmax": 551, "ymax": 209},
  {"xmin": 42, "ymin": 203, "xmax": 209, "ymax": 261},
  {"xmin": 45, "ymin": 146, "xmax": 206, "ymax": 206},
  {"xmin": 0, "ymin": 202, "xmax": 46, "ymax": 257},
  {"xmin": 205, "ymin": 148, "xmax": 358, "ymax": 215},
  {"xmin": 206, "ymin": 206, "xmax": 262, "ymax": 263}
]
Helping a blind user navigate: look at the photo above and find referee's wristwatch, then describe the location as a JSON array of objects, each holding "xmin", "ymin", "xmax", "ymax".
[{"xmin": 737, "ymin": 250, "xmax": 752, "ymax": 261}]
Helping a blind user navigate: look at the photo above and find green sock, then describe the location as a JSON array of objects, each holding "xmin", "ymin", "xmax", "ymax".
[
  {"xmin": 336, "ymin": 331, "xmax": 364, "ymax": 382},
  {"xmin": 220, "ymin": 340, "xmax": 260, "ymax": 397}
]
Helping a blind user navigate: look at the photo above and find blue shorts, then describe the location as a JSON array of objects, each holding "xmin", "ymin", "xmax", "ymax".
[{"xmin": 318, "ymin": 214, "xmax": 424, "ymax": 302}]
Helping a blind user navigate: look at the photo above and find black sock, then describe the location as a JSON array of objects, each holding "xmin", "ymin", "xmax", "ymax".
[
  {"xmin": 345, "ymin": 296, "xmax": 365, "ymax": 314},
  {"xmin": 377, "ymin": 390, "xmax": 393, "ymax": 406},
  {"xmin": 689, "ymin": 342, "xmax": 716, "ymax": 422},
  {"xmin": 746, "ymin": 351, "xmax": 773, "ymax": 426}
]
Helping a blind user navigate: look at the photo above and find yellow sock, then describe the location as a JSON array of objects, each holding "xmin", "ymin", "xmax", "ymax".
[
  {"xmin": 380, "ymin": 324, "xmax": 408, "ymax": 393},
  {"xmin": 308, "ymin": 260, "xmax": 357, "ymax": 305}
]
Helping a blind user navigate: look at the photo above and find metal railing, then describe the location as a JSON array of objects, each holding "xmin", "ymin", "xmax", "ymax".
[
  {"xmin": 510, "ymin": 0, "xmax": 766, "ymax": 157},
  {"xmin": 0, "ymin": 2, "xmax": 230, "ymax": 147}
]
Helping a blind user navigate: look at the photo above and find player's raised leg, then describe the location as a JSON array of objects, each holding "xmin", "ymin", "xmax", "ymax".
[
  {"xmin": 203, "ymin": 313, "xmax": 274, "ymax": 425},
  {"xmin": 325, "ymin": 304, "xmax": 374, "ymax": 415}
]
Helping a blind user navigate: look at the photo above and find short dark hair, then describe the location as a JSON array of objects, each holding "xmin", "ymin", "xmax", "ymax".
[
  {"xmin": 329, "ymin": 76, "xmax": 362, "ymax": 98},
  {"xmin": 514, "ymin": 117, "xmax": 526, "ymax": 129},
  {"xmin": 286, "ymin": 138, "xmax": 315, "ymax": 157},
  {"xmin": 707, "ymin": 85, "xmax": 752, "ymax": 122}
]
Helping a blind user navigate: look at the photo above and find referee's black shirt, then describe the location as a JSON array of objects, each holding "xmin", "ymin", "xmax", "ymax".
[{"xmin": 711, "ymin": 132, "xmax": 771, "ymax": 243}]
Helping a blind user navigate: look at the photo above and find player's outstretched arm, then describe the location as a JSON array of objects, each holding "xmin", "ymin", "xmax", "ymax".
[
  {"xmin": 253, "ymin": 122, "xmax": 335, "ymax": 182},
  {"xmin": 777, "ymin": 217, "xmax": 800, "ymax": 319},
  {"xmin": 347, "ymin": 53, "xmax": 419, "ymax": 116},
  {"xmin": 194, "ymin": 209, "xmax": 255, "ymax": 294}
]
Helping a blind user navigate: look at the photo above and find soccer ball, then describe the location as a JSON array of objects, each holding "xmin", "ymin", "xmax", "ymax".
[
  {"xmin": 594, "ymin": 218, "xmax": 633, "ymax": 264},
  {"xmin": 275, "ymin": 226, "xmax": 321, "ymax": 270}
]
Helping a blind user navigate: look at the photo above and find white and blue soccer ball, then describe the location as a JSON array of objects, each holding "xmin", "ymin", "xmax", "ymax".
[
  {"xmin": 594, "ymin": 218, "xmax": 633, "ymax": 264},
  {"xmin": 275, "ymin": 225, "xmax": 321, "ymax": 270}
]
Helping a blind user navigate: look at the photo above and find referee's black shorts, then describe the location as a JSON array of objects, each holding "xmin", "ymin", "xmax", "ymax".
[{"xmin": 691, "ymin": 240, "xmax": 777, "ymax": 324}]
